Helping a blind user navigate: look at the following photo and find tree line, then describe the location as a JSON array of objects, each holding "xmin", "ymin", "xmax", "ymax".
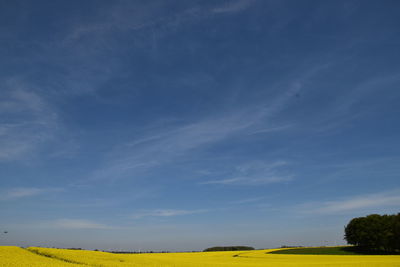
[
  {"xmin": 203, "ymin": 246, "xmax": 254, "ymax": 252},
  {"xmin": 345, "ymin": 213, "xmax": 400, "ymax": 253}
]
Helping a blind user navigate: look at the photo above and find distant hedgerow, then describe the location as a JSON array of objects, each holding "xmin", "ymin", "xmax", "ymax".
[{"xmin": 203, "ymin": 246, "xmax": 254, "ymax": 252}]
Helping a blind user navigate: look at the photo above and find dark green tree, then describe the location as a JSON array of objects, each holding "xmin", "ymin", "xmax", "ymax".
[{"xmin": 344, "ymin": 213, "xmax": 400, "ymax": 253}]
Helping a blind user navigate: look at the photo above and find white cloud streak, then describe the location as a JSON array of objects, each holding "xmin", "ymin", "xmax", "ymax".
[
  {"xmin": 0, "ymin": 187, "xmax": 61, "ymax": 201},
  {"xmin": 212, "ymin": 0, "xmax": 257, "ymax": 14},
  {"xmin": 230, "ymin": 197, "xmax": 265, "ymax": 204},
  {"xmin": 89, "ymin": 79, "xmax": 306, "ymax": 182},
  {"xmin": 132, "ymin": 209, "xmax": 208, "ymax": 219},
  {"xmin": 333, "ymin": 73, "xmax": 400, "ymax": 115},
  {"xmin": 299, "ymin": 189, "xmax": 400, "ymax": 214},
  {"xmin": 201, "ymin": 160, "xmax": 292, "ymax": 186},
  {"xmin": 202, "ymin": 175, "xmax": 292, "ymax": 185},
  {"xmin": 81, "ymin": 62, "xmax": 328, "ymax": 185},
  {"xmin": 307, "ymin": 73, "xmax": 400, "ymax": 134},
  {"xmin": 66, "ymin": 1, "xmax": 258, "ymax": 42},
  {"xmin": 0, "ymin": 80, "xmax": 58, "ymax": 161}
]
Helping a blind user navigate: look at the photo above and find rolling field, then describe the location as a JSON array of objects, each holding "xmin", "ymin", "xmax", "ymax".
[
  {"xmin": 1, "ymin": 246, "xmax": 400, "ymax": 266},
  {"xmin": 0, "ymin": 246, "xmax": 80, "ymax": 266}
]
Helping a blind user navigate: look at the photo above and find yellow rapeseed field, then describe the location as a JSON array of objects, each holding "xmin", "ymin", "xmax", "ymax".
[
  {"xmin": 0, "ymin": 246, "xmax": 79, "ymax": 266},
  {"xmin": 1, "ymin": 246, "xmax": 399, "ymax": 266}
]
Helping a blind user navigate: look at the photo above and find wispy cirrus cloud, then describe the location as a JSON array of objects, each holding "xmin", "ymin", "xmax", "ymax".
[
  {"xmin": 0, "ymin": 80, "xmax": 58, "ymax": 161},
  {"xmin": 89, "ymin": 78, "xmax": 307, "ymax": 182},
  {"xmin": 250, "ymin": 124, "xmax": 294, "ymax": 135},
  {"xmin": 298, "ymin": 189, "xmax": 400, "ymax": 214},
  {"xmin": 65, "ymin": 0, "xmax": 258, "ymax": 42},
  {"xmin": 65, "ymin": 3, "xmax": 199, "ymax": 42},
  {"xmin": 0, "ymin": 187, "xmax": 62, "ymax": 201},
  {"xmin": 132, "ymin": 209, "xmax": 208, "ymax": 219},
  {"xmin": 332, "ymin": 73, "xmax": 400, "ymax": 115},
  {"xmin": 201, "ymin": 175, "xmax": 292, "ymax": 186},
  {"xmin": 304, "ymin": 72, "xmax": 400, "ymax": 135},
  {"xmin": 76, "ymin": 64, "xmax": 325, "ymax": 185},
  {"xmin": 200, "ymin": 161, "xmax": 292, "ymax": 186},
  {"xmin": 230, "ymin": 197, "xmax": 265, "ymax": 205},
  {"xmin": 212, "ymin": 0, "xmax": 257, "ymax": 14},
  {"xmin": 90, "ymin": 108, "xmax": 291, "ymax": 182}
]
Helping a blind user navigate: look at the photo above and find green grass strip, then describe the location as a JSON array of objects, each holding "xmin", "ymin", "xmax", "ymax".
[{"xmin": 268, "ymin": 246, "xmax": 400, "ymax": 255}]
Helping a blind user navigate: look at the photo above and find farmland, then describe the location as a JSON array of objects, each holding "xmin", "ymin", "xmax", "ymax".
[
  {"xmin": 0, "ymin": 246, "xmax": 80, "ymax": 266},
  {"xmin": 1, "ymin": 246, "xmax": 400, "ymax": 266}
]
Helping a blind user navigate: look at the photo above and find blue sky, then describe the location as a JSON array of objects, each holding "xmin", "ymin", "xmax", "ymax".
[{"xmin": 1, "ymin": 0, "xmax": 400, "ymax": 251}]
